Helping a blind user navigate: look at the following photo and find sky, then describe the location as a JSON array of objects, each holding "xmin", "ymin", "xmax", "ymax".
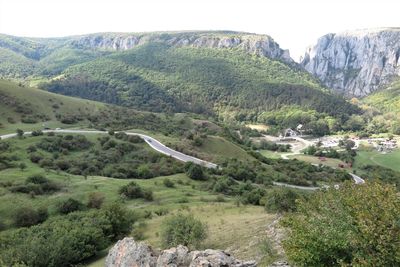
[{"xmin": 0, "ymin": 0, "xmax": 398, "ymax": 61}]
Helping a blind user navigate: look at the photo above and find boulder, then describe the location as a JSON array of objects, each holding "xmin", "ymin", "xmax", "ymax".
[{"xmin": 105, "ymin": 238, "xmax": 257, "ymax": 267}]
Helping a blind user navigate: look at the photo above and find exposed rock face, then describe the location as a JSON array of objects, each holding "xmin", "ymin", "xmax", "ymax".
[
  {"xmin": 105, "ymin": 237, "xmax": 257, "ymax": 267},
  {"xmin": 70, "ymin": 31, "xmax": 293, "ymax": 64},
  {"xmin": 301, "ymin": 28, "xmax": 400, "ymax": 96}
]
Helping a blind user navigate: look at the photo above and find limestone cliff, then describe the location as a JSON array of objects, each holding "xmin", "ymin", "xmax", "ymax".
[
  {"xmin": 301, "ymin": 28, "xmax": 400, "ymax": 96},
  {"xmin": 70, "ymin": 31, "xmax": 294, "ymax": 64}
]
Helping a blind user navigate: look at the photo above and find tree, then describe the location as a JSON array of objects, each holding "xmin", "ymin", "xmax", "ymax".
[
  {"xmin": 13, "ymin": 207, "xmax": 48, "ymax": 227},
  {"xmin": 185, "ymin": 162, "xmax": 205, "ymax": 180},
  {"xmin": 57, "ymin": 198, "xmax": 85, "ymax": 214},
  {"xmin": 16, "ymin": 129, "xmax": 24, "ymax": 138},
  {"xmin": 161, "ymin": 214, "xmax": 207, "ymax": 248},
  {"xmin": 101, "ymin": 202, "xmax": 135, "ymax": 239},
  {"xmin": 282, "ymin": 182, "xmax": 400, "ymax": 266},
  {"xmin": 119, "ymin": 182, "xmax": 153, "ymax": 201},
  {"xmin": 87, "ymin": 192, "xmax": 105, "ymax": 209},
  {"xmin": 264, "ymin": 188, "xmax": 301, "ymax": 212}
]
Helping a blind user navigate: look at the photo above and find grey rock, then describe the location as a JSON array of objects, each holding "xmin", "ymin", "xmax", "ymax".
[
  {"xmin": 70, "ymin": 32, "xmax": 294, "ymax": 64},
  {"xmin": 301, "ymin": 28, "xmax": 400, "ymax": 96},
  {"xmin": 105, "ymin": 237, "xmax": 257, "ymax": 267},
  {"xmin": 105, "ymin": 238, "xmax": 158, "ymax": 267}
]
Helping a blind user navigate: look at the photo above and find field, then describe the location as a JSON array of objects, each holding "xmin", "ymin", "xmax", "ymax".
[
  {"xmin": 353, "ymin": 148, "xmax": 400, "ymax": 172},
  {"xmin": 287, "ymin": 154, "xmax": 350, "ymax": 169},
  {"xmin": 259, "ymin": 150, "xmax": 284, "ymax": 159}
]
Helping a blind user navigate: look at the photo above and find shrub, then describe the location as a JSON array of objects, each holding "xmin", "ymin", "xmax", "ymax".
[
  {"xmin": 161, "ymin": 214, "xmax": 207, "ymax": 248},
  {"xmin": 282, "ymin": 182, "xmax": 400, "ymax": 266},
  {"xmin": 16, "ymin": 129, "xmax": 24, "ymax": 138},
  {"xmin": 101, "ymin": 202, "xmax": 136, "ymax": 239},
  {"xmin": 163, "ymin": 178, "xmax": 175, "ymax": 188},
  {"xmin": 264, "ymin": 188, "xmax": 301, "ymax": 213},
  {"xmin": 26, "ymin": 174, "xmax": 48, "ymax": 184},
  {"xmin": 57, "ymin": 198, "xmax": 85, "ymax": 214},
  {"xmin": 119, "ymin": 182, "xmax": 153, "ymax": 201},
  {"xmin": 185, "ymin": 162, "xmax": 205, "ymax": 180},
  {"xmin": 31, "ymin": 130, "xmax": 43, "ymax": 136},
  {"xmin": 13, "ymin": 207, "xmax": 48, "ymax": 227},
  {"xmin": 87, "ymin": 192, "xmax": 105, "ymax": 209}
]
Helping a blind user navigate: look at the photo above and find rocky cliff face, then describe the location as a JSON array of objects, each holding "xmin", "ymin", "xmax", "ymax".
[
  {"xmin": 70, "ymin": 32, "xmax": 294, "ymax": 64},
  {"xmin": 105, "ymin": 237, "xmax": 257, "ymax": 267},
  {"xmin": 301, "ymin": 28, "xmax": 400, "ymax": 96}
]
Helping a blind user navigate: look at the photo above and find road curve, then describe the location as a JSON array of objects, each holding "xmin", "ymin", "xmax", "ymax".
[
  {"xmin": 0, "ymin": 129, "xmax": 217, "ymax": 169},
  {"xmin": 1, "ymin": 129, "xmax": 363, "ymax": 187},
  {"xmin": 279, "ymin": 136, "xmax": 365, "ymax": 185}
]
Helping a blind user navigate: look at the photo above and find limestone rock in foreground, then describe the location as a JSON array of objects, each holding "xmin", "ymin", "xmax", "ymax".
[{"xmin": 105, "ymin": 237, "xmax": 257, "ymax": 267}]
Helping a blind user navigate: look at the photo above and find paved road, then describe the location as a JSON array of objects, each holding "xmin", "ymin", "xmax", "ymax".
[
  {"xmin": 278, "ymin": 136, "xmax": 365, "ymax": 185},
  {"xmin": 1, "ymin": 129, "xmax": 363, "ymax": 187},
  {"xmin": 0, "ymin": 129, "xmax": 217, "ymax": 168}
]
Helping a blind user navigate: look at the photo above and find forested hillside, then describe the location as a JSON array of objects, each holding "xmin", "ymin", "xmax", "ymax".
[{"xmin": 0, "ymin": 32, "xmax": 360, "ymax": 133}]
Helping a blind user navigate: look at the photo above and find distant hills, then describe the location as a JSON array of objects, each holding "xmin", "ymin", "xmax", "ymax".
[{"xmin": 0, "ymin": 31, "xmax": 359, "ymax": 128}]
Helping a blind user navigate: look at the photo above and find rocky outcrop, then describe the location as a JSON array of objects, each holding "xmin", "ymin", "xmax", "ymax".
[
  {"xmin": 70, "ymin": 31, "xmax": 293, "ymax": 64},
  {"xmin": 105, "ymin": 237, "xmax": 257, "ymax": 267},
  {"xmin": 301, "ymin": 28, "xmax": 400, "ymax": 96}
]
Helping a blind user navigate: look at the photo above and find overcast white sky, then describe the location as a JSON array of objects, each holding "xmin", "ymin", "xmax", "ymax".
[{"xmin": 0, "ymin": 0, "xmax": 398, "ymax": 61}]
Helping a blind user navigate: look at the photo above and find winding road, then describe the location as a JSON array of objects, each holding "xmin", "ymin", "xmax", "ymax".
[
  {"xmin": 1, "ymin": 129, "xmax": 363, "ymax": 188},
  {"xmin": 279, "ymin": 135, "xmax": 365, "ymax": 185},
  {"xmin": 0, "ymin": 129, "xmax": 217, "ymax": 169}
]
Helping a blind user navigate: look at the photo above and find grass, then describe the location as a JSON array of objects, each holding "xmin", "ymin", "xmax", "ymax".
[
  {"xmin": 196, "ymin": 136, "xmax": 254, "ymax": 163},
  {"xmin": 287, "ymin": 154, "xmax": 350, "ymax": 169},
  {"xmin": 259, "ymin": 150, "xmax": 284, "ymax": 159},
  {"xmin": 134, "ymin": 204, "xmax": 277, "ymax": 263},
  {"xmin": 0, "ymin": 80, "xmax": 103, "ymax": 134},
  {"xmin": 246, "ymin": 124, "xmax": 269, "ymax": 131},
  {"xmin": 0, "ymin": 134, "xmax": 280, "ymax": 266},
  {"xmin": 353, "ymin": 148, "xmax": 400, "ymax": 172}
]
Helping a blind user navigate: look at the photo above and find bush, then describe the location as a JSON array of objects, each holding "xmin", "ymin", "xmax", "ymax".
[
  {"xmin": 185, "ymin": 162, "xmax": 205, "ymax": 180},
  {"xmin": 283, "ymin": 182, "xmax": 400, "ymax": 266},
  {"xmin": 87, "ymin": 192, "xmax": 105, "ymax": 209},
  {"xmin": 31, "ymin": 130, "xmax": 43, "ymax": 136},
  {"xmin": 26, "ymin": 174, "xmax": 48, "ymax": 184},
  {"xmin": 57, "ymin": 198, "xmax": 85, "ymax": 214},
  {"xmin": 13, "ymin": 207, "xmax": 48, "ymax": 227},
  {"xmin": 265, "ymin": 188, "xmax": 301, "ymax": 213},
  {"xmin": 163, "ymin": 178, "xmax": 175, "ymax": 188},
  {"xmin": 119, "ymin": 182, "xmax": 153, "ymax": 201},
  {"xmin": 101, "ymin": 202, "xmax": 136, "ymax": 239},
  {"xmin": 0, "ymin": 204, "xmax": 135, "ymax": 267},
  {"xmin": 161, "ymin": 214, "xmax": 207, "ymax": 248}
]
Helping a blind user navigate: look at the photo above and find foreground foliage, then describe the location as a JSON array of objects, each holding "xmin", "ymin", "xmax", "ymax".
[
  {"xmin": 0, "ymin": 203, "xmax": 135, "ymax": 267},
  {"xmin": 161, "ymin": 214, "xmax": 207, "ymax": 249},
  {"xmin": 283, "ymin": 182, "xmax": 400, "ymax": 266}
]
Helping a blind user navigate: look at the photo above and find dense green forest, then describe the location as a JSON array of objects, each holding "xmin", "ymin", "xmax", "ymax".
[
  {"xmin": 0, "ymin": 32, "xmax": 361, "ymax": 135},
  {"xmin": 43, "ymin": 44, "xmax": 359, "ymax": 120}
]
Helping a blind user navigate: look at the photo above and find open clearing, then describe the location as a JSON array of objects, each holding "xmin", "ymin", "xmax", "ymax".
[{"xmin": 354, "ymin": 148, "xmax": 400, "ymax": 172}]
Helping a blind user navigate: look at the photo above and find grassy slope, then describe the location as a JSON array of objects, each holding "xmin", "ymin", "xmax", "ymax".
[
  {"xmin": 0, "ymin": 134, "xmax": 277, "ymax": 266},
  {"xmin": 0, "ymin": 79, "xmax": 104, "ymax": 133},
  {"xmin": 363, "ymin": 80, "xmax": 400, "ymax": 112},
  {"xmin": 353, "ymin": 148, "xmax": 400, "ymax": 172},
  {"xmin": 0, "ymin": 80, "xmax": 253, "ymax": 164}
]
